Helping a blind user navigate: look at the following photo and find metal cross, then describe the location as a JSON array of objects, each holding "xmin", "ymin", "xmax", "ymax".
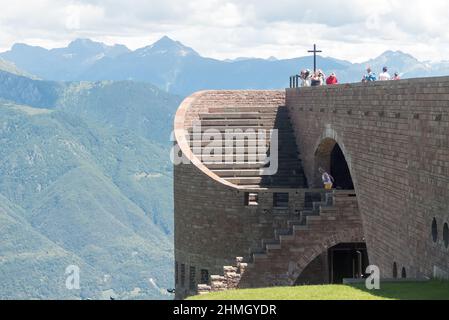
[{"xmin": 308, "ymin": 44, "xmax": 322, "ymax": 72}]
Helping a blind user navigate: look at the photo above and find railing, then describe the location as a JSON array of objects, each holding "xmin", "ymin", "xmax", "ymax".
[{"xmin": 289, "ymin": 75, "xmax": 301, "ymax": 88}]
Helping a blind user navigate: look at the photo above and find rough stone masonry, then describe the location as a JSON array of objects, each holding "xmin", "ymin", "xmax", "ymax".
[{"xmin": 173, "ymin": 77, "xmax": 449, "ymax": 299}]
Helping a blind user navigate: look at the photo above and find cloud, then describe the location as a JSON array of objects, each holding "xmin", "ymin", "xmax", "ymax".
[
  {"xmin": 64, "ymin": 3, "xmax": 104, "ymax": 31},
  {"xmin": 0, "ymin": 0, "xmax": 449, "ymax": 62}
]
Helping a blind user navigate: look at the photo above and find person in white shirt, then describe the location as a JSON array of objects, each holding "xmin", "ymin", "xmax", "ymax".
[
  {"xmin": 379, "ymin": 66, "xmax": 391, "ymax": 81},
  {"xmin": 300, "ymin": 69, "xmax": 311, "ymax": 87},
  {"xmin": 319, "ymin": 167, "xmax": 334, "ymax": 190}
]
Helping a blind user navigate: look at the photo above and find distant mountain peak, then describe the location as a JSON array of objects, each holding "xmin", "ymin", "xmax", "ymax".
[
  {"xmin": 11, "ymin": 43, "xmax": 43, "ymax": 51},
  {"xmin": 136, "ymin": 36, "xmax": 199, "ymax": 57},
  {"xmin": 69, "ymin": 38, "xmax": 97, "ymax": 45},
  {"xmin": 376, "ymin": 50, "xmax": 418, "ymax": 61},
  {"xmin": 67, "ymin": 38, "xmax": 104, "ymax": 51},
  {"xmin": 153, "ymin": 35, "xmax": 177, "ymax": 46},
  {"xmin": 65, "ymin": 38, "xmax": 130, "ymax": 59}
]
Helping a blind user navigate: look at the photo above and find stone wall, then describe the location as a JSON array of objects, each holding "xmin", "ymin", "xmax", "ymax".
[
  {"xmin": 195, "ymin": 191, "xmax": 364, "ymax": 294},
  {"xmin": 174, "ymin": 90, "xmax": 309, "ymax": 299},
  {"xmin": 174, "ymin": 79, "xmax": 449, "ymax": 299},
  {"xmin": 294, "ymin": 252, "xmax": 329, "ymax": 285},
  {"xmin": 286, "ymin": 77, "xmax": 449, "ymax": 281}
]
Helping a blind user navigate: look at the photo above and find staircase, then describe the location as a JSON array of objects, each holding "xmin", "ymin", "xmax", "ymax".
[
  {"xmin": 250, "ymin": 192, "xmax": 334, "ymax": 257},
  {"xmin": 198, "ymin": 191, "xmax": 363, "ymax": 294},
  {"xmin": 187, "ymin": 104, "xmax": 307, "ymax": 188}
]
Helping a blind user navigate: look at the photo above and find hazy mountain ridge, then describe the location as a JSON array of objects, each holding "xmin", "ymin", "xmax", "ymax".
[
  {"xmin": 1, "ymin": 39, "xmax": 130, "ymax": 81},
  {"xmin": 2, "ymin": 36, "xmax": 449, "ymax": 96},
  {"xmin": 0, "ymin": 71, "xmax": 179, "ymax": 299},
  {"xmin": 0, "ymin": 57, "xmax": 36, "ymax": 78}
]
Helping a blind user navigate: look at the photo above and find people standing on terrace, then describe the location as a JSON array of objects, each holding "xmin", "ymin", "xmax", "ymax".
[
  {"xmin": 393, "ymin": 72, "xmax": 401, "ymax": 80},
  {"xmin": 300, "ymin": 69, "xmax": 311, "ymax": 87},
  {"xmin": 379, "ymin": 66, "xmax": 391, "ymax": 81},
  {"xmin": 362, "ymin": 67, "xmax": 377, "ymax": 82},
  {"xmin": 311, "ymin": 70, "xmax": 325, "ymax": 86},
  {"xmin": 326, "ymin": 72, "xmax": 338, "ymax": 85}
]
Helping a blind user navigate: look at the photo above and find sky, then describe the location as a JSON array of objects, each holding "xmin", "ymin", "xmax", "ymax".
[{"xmin": 1, "ymin": 0, "xmax": 448, "ymax": 62}]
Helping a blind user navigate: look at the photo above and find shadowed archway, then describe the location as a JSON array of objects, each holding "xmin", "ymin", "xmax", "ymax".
[
  {"xmin": 314, "ymin": 138, "xmax": 354, "ymax": 190},
  {"xmin": 289, "ymin": 137, "xmax": 366, "ymax": 285}
]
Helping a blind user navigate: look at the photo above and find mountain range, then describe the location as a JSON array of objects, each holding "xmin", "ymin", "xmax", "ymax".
[
  {"xmin": 2, "ymin": 36, "xmax": 449, "ymax": 96},
  {"xmin": 0, "ymin": 70, "xmax": 181, "ymax": 299}
]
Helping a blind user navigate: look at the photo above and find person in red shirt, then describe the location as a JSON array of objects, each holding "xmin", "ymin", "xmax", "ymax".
[{"xmin": 326, "ymin": 72, "xmax": 338, "ymax": 85}]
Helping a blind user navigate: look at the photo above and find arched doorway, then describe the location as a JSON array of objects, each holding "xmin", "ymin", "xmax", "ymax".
[
  {"xmin": 293, "ymin": 137, "xmax": 367, "ymax": 285},
  {"xmin": 314, "ymin": 138, "xmax": 354, "ymax": 190},
  {"xmin": 295, "ymin": 242, "xmax": 369, "ymax": 285},
  {"xmin": 328, "ymin": 243, "xmax": 369, "ymax": 283},
  {"xmin": 330, "ymin": 144, "xmax": 354, "ymax": 190}
]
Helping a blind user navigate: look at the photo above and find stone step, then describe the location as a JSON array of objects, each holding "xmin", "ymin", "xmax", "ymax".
[
  {"xmin": 301, "ymin": 208, "xmax": 315, "ymax": 214},
  {"xmin": 190, "ymin": 142, "xmax": 298, "ymax": 149},
  {"xmin": 279, "ymin": 234, "xmax": 295, "ymax": 242},
  {"xmin": 203, "ymin": 162, "xmax": 268, "ymax": 169},
  {"xmin": 223, "ymin": 177, "xmax": 264, "ymax": 185},
  {"xmin": 199, "ymin": 112, "xmax": 283, "ymax": 120},
  {"xmin": 210, "ymin": 275, "xmax": 225, "ymax": 281},
  {"xmin": 197, "ymin": 284, "xmax": 212, "ymax": 293},
  {"xmin": 250, "ymin": 247, "xmax": 266, "ymax": 255},
  {"xmin": 236, "ymin": 184, "xmax": 263, "ymax": 189},
  {"xmin": 208, "ymin": 106, "xmax": 285, "ymax": 114},
  {"xmin": 195, "ymin": 157, "xmax": 303, "ymax": 166},
  {"xmin": 224, "ymin": 176, "xmax": 305, "ymax": 186},
  {"xmin": 274, "ymin": 228, "xmax": 293, "ymax": 239},
  {"xmin": 287, "ymin": 220, "xmax": 304, "ymax": 228},
  {"xmin": 188, "ymin": 140, "xmax": 298, "ymax": 149},
  {"xmin": 272, "ymin": 208, "xmax": 291, "ymax": 214},
  {"xmin": 199, "ymin": 119, "xmax": 290, "ymax": 127},
  {"xmin": 201, "ymin": 119, "xmax": 292, "ymax": 130},
  {"xmin": 188, "ymin": 139, "xmax": 272, "ymax": 147},
  {"xmin": 195, "ymin": 152, "xmax": 299, "ymax": 164},
  {"xmin": 266, "ymin": 243, "xmax": 282, "ymax": 251},
  {"xmin": 192, "ymin": 145, "xmax": 299, "ymax": 153},
  {"xmin": 238, "ymin": 184, "xmax": 305, "ymax": 189},
  {"xmin": 261, "ymin": 238, "xmax": 281, "ymax": 247},
  {"xmin": 212, "ymin": 169, "xmax": 263, "ymax": 177},
  {"xmin": 319, "ymin": 208, "xmax": 339, "ymax": 216},
  {"xmin": 293, "ymin": 225, "xmax": 309, "ymax": 232},
  {"xmin": 203, "ymin": 159, "xmax": 302, "ymax": 168},
  {"xmin": 187, "ymin": 134, "xmax": 294, "ymax": 143},
  {"xmin": 214, "ymin": 172, "xmax": 306, "ymax": 179},
  {"xmin": 188, "ymin": 127, "xmax": 294, "ymax": 134},
  {"xmin": 252, "ymin": 253, "xmax": 269, "ymax": 261},
  {"xmin": 306, "ymin": 216, "xmax": 324, "ymax": 222}
]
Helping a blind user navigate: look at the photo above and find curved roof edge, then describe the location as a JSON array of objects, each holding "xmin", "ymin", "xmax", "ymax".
[{"xmin": 174, "ymin": 90, "xmax": 240, "ymax": 189}]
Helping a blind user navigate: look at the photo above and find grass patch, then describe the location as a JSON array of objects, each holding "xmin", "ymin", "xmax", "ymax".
[{"xmin": 189, "ymin": 280, "xmax": 449, "ymax": 300}]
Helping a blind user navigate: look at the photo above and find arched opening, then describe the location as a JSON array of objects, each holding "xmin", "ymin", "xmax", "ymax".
[
  {"xmin": 401, "ymin": 267, "xmax": 407, "ymax": 279},
  {"xmin": 299, "ymin": 137, "xmax": 366, "ymax": 285},
  {"xmin": 331, "ymin": 144, "xmax": 354, "ymax": 190},
  {"xmin": 295, "ymin": 243, "xmax": 369, "ymax": 285},
  {"xmin": 393, "ymin": 262, "xmax": 398, "ymax": 278},
  {"xmin": 432, "ymin": 218, "xmax": 438, "ymax": 243},
  {"xmin": 328, "ymin": 243, "xmax": 369, "ymax": 284},
  {"xmin": 443, "ymin": 223, "xmax": 449, "ymax": 249},
  {"xmin": 315, "ymin": 138, "xmax": 354, "ymax": 190}
]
